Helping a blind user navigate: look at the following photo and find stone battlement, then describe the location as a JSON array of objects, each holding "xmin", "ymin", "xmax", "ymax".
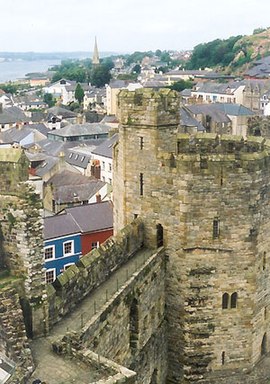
[
  {"xmin": 177, "ymin": 133, "xmax": 269, "ymax": 155},
  {"xmin": 117, "ymin": 88, "xmax": 180, "ymax": 127}
]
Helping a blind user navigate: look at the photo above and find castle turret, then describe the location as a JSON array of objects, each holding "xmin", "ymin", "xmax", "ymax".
[{"xmin": 114, "ymin": 88, "xmax": 270, "ymax": 383}]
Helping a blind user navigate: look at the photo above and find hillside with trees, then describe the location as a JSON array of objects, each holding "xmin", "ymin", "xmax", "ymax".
[{"xmin": 186, "ymin": 27, "xmax": 270, "ymax": 74}]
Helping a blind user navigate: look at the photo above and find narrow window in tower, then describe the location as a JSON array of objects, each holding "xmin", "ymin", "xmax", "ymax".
[
  {"xmin": 140, "ymin": 173, "xmax": 144, "ymax": 196},
  {"xmin": 139, "ymin": 136, "xmax": 144, "ymax": 150},
  {"xmin": 231, "ymin": 292, "xmax": 238, "ymax": 308},
  {"xmin": 221, "ymin": 351, "xmax": 225, "ymax": 365},
  {"xmin": 220, "ymin": 168, "xmax": 224, "ymax": 186},
  {"xmin": 222, "ymin": 293, "xmax": 229, "ymax": 309},
  {"xmin": 263, "ymin": 251, "xmax": 266, "ymax": 271},
  {"xmin": 213, "ymin": 218, "xmax": 220, "ymax": 239}
]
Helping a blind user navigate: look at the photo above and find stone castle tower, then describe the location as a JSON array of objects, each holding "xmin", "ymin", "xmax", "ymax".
[{"xmin": 114, "ymin": 88, "xmax": 270, "ymax": 383}]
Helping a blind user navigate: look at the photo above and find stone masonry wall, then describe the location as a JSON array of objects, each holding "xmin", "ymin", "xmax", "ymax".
[
  {"xmin": 52, "ymin": 249, "xmax": 167, "ymax": 384},
  {"xmin": 114, "ymin": 88, "xmax": 270, "ymax": 383},
  {"xmin": 0, "ymin": 286, "xmax": 34, "ymax": 383},
  {"xmin": 47, "ymin": 218, "xmax": 144, "ymax": 327},
  {"xmin": 0, "ymin": 153, "xmax": 48, "ymax": 337}
]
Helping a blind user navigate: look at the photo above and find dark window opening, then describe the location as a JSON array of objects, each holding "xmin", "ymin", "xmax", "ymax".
[
  {"xmin": 157, "ymin": 223, "xmax": 164, "ymax": 247},
  {"xmin": 263, "ymin": 252, "xmax": 266, "ymax": 271},
  {"xmin": 261, "ymin": 333, "xmax": 267, "ymax": 356},
  {"xmin": 140, "ymin": 136, "xmax": 144, "ymax": 150},
  {"xmin": 213, "ymin": 218, "xmax": 220, "ymax": 239},
  {"xmin": 221, "ymin": 351, "xmax": 225, "ymax": 365},
  {"xmin": 231, "ymin": 292, "xmax": 237, "ymax": 308},
  {"xmin": 222, "ymin": 293, "xmax": 229, "ymax": 309},
  {"xmin": 220, "ymin": 168, "xmax": 223, "ymax": 186},
  {"xmin": 139, "ymin": 173, "xmax": 144, "ymax": 196},
  {"xmin": 130, "ymin": 298, "xmax": 139, "ymax": 351}
]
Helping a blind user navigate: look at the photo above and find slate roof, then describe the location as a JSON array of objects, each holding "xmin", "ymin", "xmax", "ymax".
[
  {"xmin": 186, "ymin": 104, "xmax": 231, "ymax": 123},
  {"xmin": 44, "ymin": 213, "xmax": 80, "ymax": 240},
  {"xmin": 65, "ymin": 150, "xmax": 91, "ymax": 169},
  {"xmin": 180, "ymin": 107, "xmax": 205, "ymax": 132},
  {"xmin": 245, "ymin": 56, "xmax": 270, "ymax": 78},
  {"xmin": 24, "ymin": 123, "xmax": 49, "ymax": 137},
  {"xmin": 0, "ymin": 106, "xmax": 28, "ymax": 124},
  {"xmin": 44, "ymin": 201, "xmax": 113, "ymax": 240},
  {"xmin": 46, "ymin": 106, "xmax": 77, "ymax": 119},
  {"xmin": 65, "ymin": 83, "xmax": 91, "ymax": 92},
  {"xmin": 47, "ymin": 123, "xmax": 109, "ymax": 139},
  {"xmin": 193, "ymin": 81, "xmax": 244, "ymax": 95},
  {"xmin": 35, "ymin": 156, "xmax": 59, "ymax": 177},
  {"xmin": 0, "ymin": 126, "xmax": 46, "ymax": 145},
  {"xmin": 0, "ymin": 128, "xmax": 31, "ymax": 144},
  {"xmin": 91, "ymin": 134, "xmax": 118, "ymax": 159},
  {"xmin": 109, "ymin": 79, "xmax": 135, "ymax": 89},
  {"xmin": 46, "ymin": 170, "xmax": 106, "ymax": 203},
  {"xmin": 65, "ymin": 201, "xmax": 113, "ymax": 233},
  {"xmin": 36, "ymin": 139, "xmax": 65, "ymax": 156},
  {"xmin": 186, "ymin": 103, "xmax": 254, "ymax": 121}
]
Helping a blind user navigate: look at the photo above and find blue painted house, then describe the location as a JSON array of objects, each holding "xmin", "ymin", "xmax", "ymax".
[{"xmin": 44, "ymin": 213, "xmax": 82, "ymax": 283}]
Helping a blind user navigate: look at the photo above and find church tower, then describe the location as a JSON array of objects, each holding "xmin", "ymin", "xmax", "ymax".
[{"xmin": 92, "ymin": 36, "xmax": 100, "ymax": 66}]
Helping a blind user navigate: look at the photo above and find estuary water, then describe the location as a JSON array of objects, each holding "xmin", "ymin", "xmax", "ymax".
[{"xmin": 0, "ymin": 59, "xmax": 60, "ymax": 83}]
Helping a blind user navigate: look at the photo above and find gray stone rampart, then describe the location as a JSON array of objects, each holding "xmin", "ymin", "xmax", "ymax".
[
  {"xmin": 47, "ymin": 218, "xmax": 144, "ymax": 326},
  {"xmin": 52, "ymin": 248, "xmax": 166, "ymax": 383}
]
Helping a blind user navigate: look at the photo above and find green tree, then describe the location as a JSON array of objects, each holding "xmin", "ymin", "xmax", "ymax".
[
  {"xmin": 132, "ymin": 64, "xmax": 141, "ymax": 74},
  {"xmin": 91, "ymin": 64, "xmax": 112, "ymax": 87},
  {"xmin": 74, "ymin": 83, "xmax": 85, "ymax": 104},
  {"xmin": 167, "ymin": 79, "xmax": 194, "ymax": 92},
  {"xmin": 43, "ymin": 93, "xmax": 55, "ymax": 107}
]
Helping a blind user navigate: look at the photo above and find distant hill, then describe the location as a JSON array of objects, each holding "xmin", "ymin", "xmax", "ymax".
[
  {"xmin": 0, "ymin": 52, "xmax": 121, "ymax": 61},
  {"xmin": 186, "ymin": 27, "xmax": 270, "ymax": 75}
]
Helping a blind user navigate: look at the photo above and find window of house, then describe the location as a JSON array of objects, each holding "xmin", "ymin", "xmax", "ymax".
[
  {"xmin": 81, "ymin": 156, "xmax": 85, "ymax": 162},
  {"xmin": 108, "ymin": 178, "xmax": 112, "ymax": 184},
  {"xmin": 44, "ymin": 245, "xmax": 55, "ymax": 260},
  {"xmin": 69, "ymin": 153, "xmax": 73, "ymax": 158},
  {"xmin": 102, "ymin": 176, "xmax": 105, "ymax": 182},
  {"xmin": 75, "ymin": 154, "xmax": 79, "ymax": 160},
  {"xmin": 45, "ymin": 269, "xmax": 56, "ymax": 284},
  {"xmin": 109, "ymin": 163, "xmax": 112, "ymax": 172},
  {"xmin": 64, "ymin": 263, "xmax": 74, "ymax": 270},
  {"xmin": 91, "ymin": 241, "xmax": 99, "ymax": 249},
  {"xmin": 63, "ymin": 241, "xmax": 74, "ymax": 256},
  {"xmin": 102, "ymin": 161, "xmax": 105, "ymax": 170},
  {"xmin": 213, "ymin": 218, "xmax": 220, "ymax": 239}
]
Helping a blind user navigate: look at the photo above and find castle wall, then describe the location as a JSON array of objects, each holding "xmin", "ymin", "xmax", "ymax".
[
  {"xmin": 0, "ymin": 152, "xmax": 48, "ymax": 338},
  {"xmin": 52, "ymin": 248, "xmax": 167, "ymax": 384},
  {"xmin": 0, "ymin": 286, "xmax": 34, "ymax": 383},
  {"xmin": 114, "ymin": 88, "xmax": 270, "ymax": 383},
  {"xmin": 47, "ymin": 219, "xmax": 144, "ymax": 327}
]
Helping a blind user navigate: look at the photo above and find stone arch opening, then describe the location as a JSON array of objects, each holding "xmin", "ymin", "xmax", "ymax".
[
  {"xmin": 222, "ymin": 293, "xmax": 229, "ymax": 309},
  {"xmin": 261, "ymin": 333, "xmax": 267, "ymax": 356},
  {"xmin": 231, "ymin": 292, "xmax": 238, "ymax": 308},
  {"xmin": 156, "ymin": 224, "xmax": 164, "ymax": 248},
  {"xmin": 129, "ymin": 298, "xmax": 139, "ymax": 351}
]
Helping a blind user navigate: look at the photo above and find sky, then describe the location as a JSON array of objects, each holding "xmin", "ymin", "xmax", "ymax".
[{"xmin": 2, "ymin": 0, "xmax": 270, "ymax": 53}]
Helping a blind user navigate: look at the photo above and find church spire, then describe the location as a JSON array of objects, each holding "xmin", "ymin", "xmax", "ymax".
[{"xmin": 92, "ymin": 36, "xmax": 100, "ymax": 65}]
